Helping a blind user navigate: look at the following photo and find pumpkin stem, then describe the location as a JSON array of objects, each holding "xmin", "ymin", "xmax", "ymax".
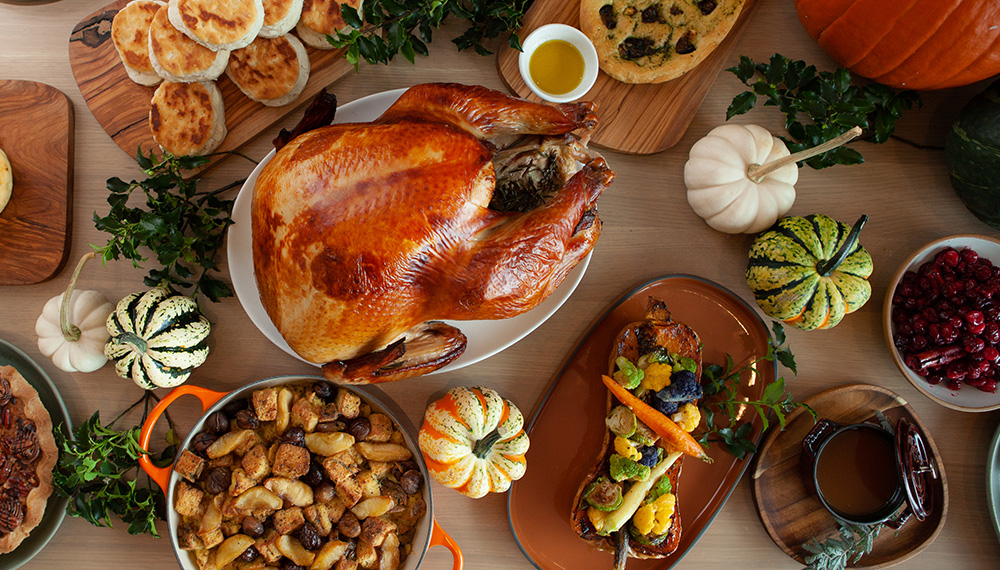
[
  {"xmin": 112, "ymin": 332, "xmax": 148, "ymax": 354},
  {"xmin": 59, "ymin": 251, "xmax": 98, "ymax": 342},
  {"xmin": 816, "ymin": 214, "xmax": 870, "ymax": 277},
  {"xmin": 746, "ymin": 126, "xmax": 863, "ymax": 183},
  {"xmin": 472, "ymin": 428, "xmax": 504, "ymax": 459}
]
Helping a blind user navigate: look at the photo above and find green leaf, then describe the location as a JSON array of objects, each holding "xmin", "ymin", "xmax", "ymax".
[
  {"xmin": 726, "ymin": 91, "xmax": 757, "ymax": 119},
  {"xmin": 341, "ymin": 4, "xmax": 363, "ymax": 28}
]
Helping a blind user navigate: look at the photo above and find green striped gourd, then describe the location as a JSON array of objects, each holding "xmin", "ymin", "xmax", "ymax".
[
  {"xmin": 746, "ymin": 214, "xmax": 872, "ymax": 331},
  {"xmin": 105, "ymin": 288, "xmax": 211, "ymax": 389},
  {"xmin": 418, "ymin": 385, "xmax": 529, "ymax": 499},
  {"xmin": 946, "ymin": 79, "xmax": 1000, "ymax": 230}
]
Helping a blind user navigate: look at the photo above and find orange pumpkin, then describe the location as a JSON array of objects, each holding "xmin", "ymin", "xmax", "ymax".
[{"xmin": 795, "ymin": 0, "xmax": 1000, "ymax": 90}]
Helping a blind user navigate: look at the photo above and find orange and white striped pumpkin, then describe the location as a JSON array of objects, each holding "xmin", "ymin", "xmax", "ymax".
[{"xmin": 417, "ymin": 385, "xmax": 529, "ymax": 499}]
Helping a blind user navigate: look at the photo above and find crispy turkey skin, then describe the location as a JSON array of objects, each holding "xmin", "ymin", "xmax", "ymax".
[{"xmin": 251, "ymin": 83, "xmax": 615, "ymax": 383}]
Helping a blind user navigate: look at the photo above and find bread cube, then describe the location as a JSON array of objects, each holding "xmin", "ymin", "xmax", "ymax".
[
  {"xmin": 291, "ymin": 397, "xmax": 320, "ymax": 432},
  {"xmin": 229, "ymin": 467, "xmax": 258, "ymax": 497},
  {"xmin": 366, "ymin": 414, "xmax": 393, "ymax": 443},
  {"xmin": 335, "ymin": 389, "xmax": 361, "ymax": 419},
  {"xmin": 360, "ymin": 516, "xmax": 396, "ymax": 547},
  {"xmin": 304, "ymin": 502, "xmax": 334, "ymax": 537},
  {"xmin": 173, "ymin": 449, "xmax": 205, "ymax": 482},
  {"xmin": 356, "ymin": 539, "xmax": 378, "ymax": 569},
  {"xmin": 174, "ymin": 481, "xmax": 205, "ymax": 517},
  {"xmin": 253, "ymin": 387, "xmax": 279, "ymax": 421},
  {"xmin": 273, "ymin": 506, "xmax": 306, "ymax": 534},
  {"xmin": 242, "ymin": 443, "xmax": 271, "ymax": 481},
  {"xmin": 323, "ymin": 459, "xmax": 363, "ymax": 507},
  {"xmin": 273, "ymin": 443, "xmax": 311, "ymax": 479},
  {"xmin": 177, "ymin": 522, "xmax": 205, "ymax": 550}
]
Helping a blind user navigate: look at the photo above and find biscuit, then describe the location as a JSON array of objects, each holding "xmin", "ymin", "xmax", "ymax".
[
  {"xmin": 226, "ymin": 34, "xmax": 310, "ymax": 106},
  {"xmin": 111, "ymin": 0, "xmax": 166, "ymax": 86},
  {"xmin": 259, "ymin": 0, "xmax": 304, "ymax": 38},
  {"xmin": 149, "ymin": 4, "xmax": 229, "ymax": 82},
  {"xmin": 168, "ymin": 0, "xmax": 265, "ymax": 51},
  {"xmin": 295, "ymin": 0, "xmax": 362, "ymax": 50},
  {"xmin": 0, "ymin": 147, "xmax": 11, "ymax": 215},
  {"xmin": 149, "ymin": 81, "xmax": 227, "ymax": 156},
  {"xmin": 581, "ymin": 0, "xmax": 745, "ymax": 84}
]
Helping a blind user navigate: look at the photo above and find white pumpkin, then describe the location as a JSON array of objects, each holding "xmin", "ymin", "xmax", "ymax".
[
  {"xmin": 685, "ymin": 124, "xmax": 864, "ymax": 234},
  {"xmin": 684, "ymin": 124, "xmax": 798, "ymax": 234},
  {"xmin": 35, "ymin": 253, "xmax": 114, "ymax": 373}
]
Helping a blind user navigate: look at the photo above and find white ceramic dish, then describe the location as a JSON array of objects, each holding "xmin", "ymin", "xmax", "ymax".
[
  {"xmin": 139, "ymin": 375, "xmax": 462, "ymax": 570},
  {"xmin": 883, "ymin": 234, "xmax": 1000, "ymax": 412},
  {"xmin": 226, "ymin": 88, "xmax": 590, "ymax": 371},
  {"xmin": 517, "ymin": 24, "xmax": 599, "ymax": 103}
]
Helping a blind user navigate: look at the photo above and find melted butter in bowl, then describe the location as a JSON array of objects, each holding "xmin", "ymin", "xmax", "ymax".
[{"xmin": 519, "ymin": 24, "xmax": 598, "ymax": 103}]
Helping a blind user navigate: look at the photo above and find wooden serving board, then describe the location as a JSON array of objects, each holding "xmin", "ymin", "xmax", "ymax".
[
  {"xmin": 752, "ymin": 384, "xmax": 948, "ymax": 568},
  {"xmin": 496, "ymin": 0, "xmax": 759, "ymax": 155},
  {"xmin": 68, "ymin": 0, "xmax": 355, "ymax": 171},
  {"xmin": 0, "ymin": 80, "xmax": 74, "ymax": 285}
]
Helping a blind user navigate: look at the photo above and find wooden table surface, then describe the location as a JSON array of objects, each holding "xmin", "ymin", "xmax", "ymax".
[{"xmin": 2, "ymin": 0, "xmax": 999, "ymax": 568}]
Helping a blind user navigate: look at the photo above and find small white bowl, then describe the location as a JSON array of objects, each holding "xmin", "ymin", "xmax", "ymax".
[
  {"xmin": 518, "ymin": 23, "xmax": 599, "ymax": 103},
  {"xmin": 883, "ymin": 234, "xmax": 1000, "ymax": 412}
]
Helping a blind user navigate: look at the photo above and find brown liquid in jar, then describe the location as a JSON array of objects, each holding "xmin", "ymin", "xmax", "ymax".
[{"xmin": 815, "ymin": 427, "xmax": 898, "ymax": 518}]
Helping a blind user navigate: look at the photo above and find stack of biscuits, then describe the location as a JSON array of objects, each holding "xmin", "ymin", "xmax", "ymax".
[{"xmin": 110, "ymin": 0, "xmax": 362, "ymax": 156}]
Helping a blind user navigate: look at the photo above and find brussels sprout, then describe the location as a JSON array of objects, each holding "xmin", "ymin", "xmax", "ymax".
[
  {"xmin": 583, "ymin": 477, "xmax": 624, "ymax": 511},
  {"xmin": 606, "ymin": 405, "xmax": 637, "ymax": 438}
]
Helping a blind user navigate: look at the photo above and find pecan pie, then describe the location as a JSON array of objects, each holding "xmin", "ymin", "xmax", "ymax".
[{"xmin": 0, "ymin": 365, "xmax": 57, "ymax": 554}]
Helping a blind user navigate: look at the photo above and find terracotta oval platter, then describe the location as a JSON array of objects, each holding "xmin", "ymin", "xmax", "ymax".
[
  {"xmin": 752, "ymin": 383, "xmax": 948, "ymax": 568},
  {"xmin": 508, "ymin": 275, "xmax": 776, "ymax": 569}
]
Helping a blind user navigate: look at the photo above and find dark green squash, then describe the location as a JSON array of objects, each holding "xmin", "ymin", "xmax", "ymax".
[{"xmin": 946, "ymin": 79, "xmax": 1000, "ymax": 230}]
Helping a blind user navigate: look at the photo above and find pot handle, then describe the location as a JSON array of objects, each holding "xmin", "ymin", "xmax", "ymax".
[
  {"xmin": 138, "ymin": 385, "xmax": 229, "ymax": 494},
  {"xmin": 802, "ymin": 418, "xmax": 841, "ymax": 461},
  {"xmin": 429, "ymin": 519, "xmax": 463, "ymax": 570}
]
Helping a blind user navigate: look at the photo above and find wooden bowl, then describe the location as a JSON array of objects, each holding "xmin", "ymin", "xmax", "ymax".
[{"xmin": 882, "ymin": 234, "xmax": 1000, "ymax": 412}]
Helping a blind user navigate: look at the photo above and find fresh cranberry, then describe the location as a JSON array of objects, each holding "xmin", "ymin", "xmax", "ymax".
[
  {"xmin": 980, "ymin": 379, "xmax": 998, "ymax": 393},
  {"xmin": 947, "ymin": 363, "xmax": 967, "ymax": 380},
  {"xmin": 947, "ymin": 379, "xmax": 963, "ymax": 391},
  {"xmin": 965, "ymin": 336, "xmax": 986, "ymax": 353},
  {"xmin": 983, "ymin": 346, "xmax": 1000, "ymax": 364},
  {"xmin": 962, "ymin": 248, "xmax": 979, "ymax": 265},
  {"xmin": 971, "ymin": 322, "xmax": 987, "ymax": 335},
  {"xmin": 938, "ymin": 249, "xmax": 961, "ymax": 267},
  {"xmin": 926, "ymin": 373, "xmax": 945, "ymax": 385},
  {"xmin": 987, "ymin": 322, "xmax": 1000, "ymax": 345}
]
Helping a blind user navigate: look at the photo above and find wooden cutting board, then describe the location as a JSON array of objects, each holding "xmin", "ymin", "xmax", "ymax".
[
  {"xmin": 496, "ymin": 0, "xmax": 759, "ymax": 155},
  {"xmin": 0, "ymin": 80, "xmax": 74, "ymax": 286},
  {"xmin": 752, "ymin": 384, "xmax": 948, "ymax": 568},
  {"xmin": 68, "ymin": 0, "xmax": 355, "ymax": 172}
]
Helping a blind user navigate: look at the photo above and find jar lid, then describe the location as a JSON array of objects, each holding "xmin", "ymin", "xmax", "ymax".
[{"xmin": 895, "ymin": 418, "xmax": 937, "ymax": 521}]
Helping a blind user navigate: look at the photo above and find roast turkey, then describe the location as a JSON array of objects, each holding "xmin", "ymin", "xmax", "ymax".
[{"xmin": 252, "ymin": 83, "xmax": 615, "ymax": 383}]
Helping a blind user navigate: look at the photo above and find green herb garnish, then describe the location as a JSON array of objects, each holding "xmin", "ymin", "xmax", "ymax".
[
  {"xmin": 328, "ymin": 0, "xmax": 530, "ymax": 69},
  {"xmin": 93, "ymin": 149, "xmax": 247, "ymax": 303},
  {"xmin": 802, "ymin": 520, "xmax": 884, "ymax": 570},
  {"xmin": 725, "ymin": 53, "xmax": 921, "ymax": 169},
  {"xmin": 52, "ymin": 392, "xmax": 177, "ymax": 537},
  {"xmin": 698, "ymin": 322, "xmax": 815, "ymax": 459}
]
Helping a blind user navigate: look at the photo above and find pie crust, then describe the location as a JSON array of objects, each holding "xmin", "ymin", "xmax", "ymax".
[{"xmin": 0, "ymin": 365, "xmax": 57, "ymax": 554}]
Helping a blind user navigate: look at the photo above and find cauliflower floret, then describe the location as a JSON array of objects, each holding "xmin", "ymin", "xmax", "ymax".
[
  {"xmin": 650, "ymin": 493, "xmax": 676, "ymax": 535},
  {"xmin": 671, "ymin": 403, "xmax": 702, "ymax": 433},
  {"xmin": 638, "ymin": 362, "xmax": 673, "ymax": 392},
  {"xmin": 632, "ymin": 493, "xmax": 676, "ymax": 536},
  {"xmin": 588, "ymin": 507, "xmax": 608, "ymax": 533},
  {"xmin": 614, "ymin": 436, "xmax": 641, "ymax": 461}
]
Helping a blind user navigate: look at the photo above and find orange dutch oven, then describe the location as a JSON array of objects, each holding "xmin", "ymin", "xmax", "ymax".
[{"xmin": 139, "ymin": 374, "xmax": 463, "ymax": 570}]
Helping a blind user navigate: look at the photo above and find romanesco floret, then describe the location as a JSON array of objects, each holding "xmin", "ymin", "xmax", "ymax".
[
  {"xmin": 671, "ymin": 402, "xmax": 702, "ymax": 433},
  {"xmin": 609, "ymin": 454, "xmax": 651, "ymax": 482}
]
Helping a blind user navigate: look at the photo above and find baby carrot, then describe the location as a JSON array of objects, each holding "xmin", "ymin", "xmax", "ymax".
[{"xmin": 601, "ymin": 374, "xmax": 712, "ymax": 463}]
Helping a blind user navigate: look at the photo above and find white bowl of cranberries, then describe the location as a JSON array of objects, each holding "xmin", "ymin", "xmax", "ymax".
[{"xmin": 884, "ymin": 234, "xmax": 1000, "ymax": 412}]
